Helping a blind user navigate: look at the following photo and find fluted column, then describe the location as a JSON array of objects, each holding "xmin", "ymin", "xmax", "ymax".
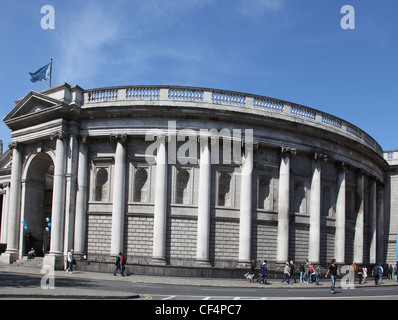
[
  {"xmin": 369, "ymin": 177, "xmax": 377, "ymax": 264},
  {"xmin": 152, "ymin": 135, "xmax": 168, "ymax": 264},
  {"xmin": 74, "ymin": 136, "xmax": 89, "ymax": 256},
  {"xmin": 238, "ymin": 140, "xmax": 254, "ymax": 265},
  {"xmin": 309, "ymin": 153, "xmax": 327, "ymax": 263},
  {"xmin": 354, "ymin": 169, "xmax": 364, "ymax": 264},
  {"xmin": 0, "ymin": 142, "xmax": 23, "ymax": 264},
  {"xmin": 0, "ymin": 182, "xmax": 10, "ymax": 244},
  {"xmin": 376, "ymin": 184, "xmax": 384, "ymax": 263},
  {"xmin": 49, "ymin": 130, "xmax": 68, "ymax": 256},
  {"xmin": 196, "ymin": 136, "xmax": 211, "ymax": 265},
  {"xmin": 110, "ymin": 134, "xmax": 127, "ymax": 256},
  {"xmin": 277, "ymin": 146, "xmax": 296, "ymax": 263},
  {"xmin": 335, "ymin": 163, "xmax": 346, "ymax": 264}
]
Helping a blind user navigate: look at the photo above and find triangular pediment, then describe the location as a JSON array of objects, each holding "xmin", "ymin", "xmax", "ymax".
[{"xmin": 4, "ymin": 91, "xmax": 64, "ymax": 122}]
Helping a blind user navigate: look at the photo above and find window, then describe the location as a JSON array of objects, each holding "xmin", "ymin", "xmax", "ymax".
[
  {"xmin": 175, "ymin": 169, "xmax": 190, "ymax": 204},
  {"xmin": 293, "ymin": 180, "xmax": 306, "ymax": 213},
  {"xmin": 95, "ymin": 168, "xmax": 109, "ymax": 201},
  {"xmin": 218, "ymin": 172, "xmax": 232, "ymax": 207},
  {"xmin": 322, "ymin": 186, "xmax": 333, "ymax": 217},
  {"xmin": 258, "ymin": 176, "xmax": 271, "ymax": 210},
  {"xmin": 134, "ymin": 167, "xmax": 149, "ymax": 202}
]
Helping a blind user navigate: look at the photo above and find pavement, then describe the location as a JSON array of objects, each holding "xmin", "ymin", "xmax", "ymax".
[{"xmin": 0, "ymin": 263, "xmax": 397, "ymax": 299}]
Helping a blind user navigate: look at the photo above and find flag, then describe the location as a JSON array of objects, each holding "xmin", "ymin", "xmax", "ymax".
[{"xmin": 29, "ymin": 63, "xmax": 52, "ymax": 83}]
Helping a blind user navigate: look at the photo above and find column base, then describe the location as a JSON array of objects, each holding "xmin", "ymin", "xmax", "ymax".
[
  {"xmin": 43, "ymin": 253, "xmax": 65, "ymax": 270},
  {"xmin": 150, "ymin": 257, "xmax": 167, "ymax": 266},
  {"xmin": 194, "ymin": 258, "xmax": 212, "ymax": 267},
  {"xmin": 237, "ymin": 260, "xmax": 251, "ymax": 268},
  {"xmin": 0, "ymin": 250, "xmax": 19, "ymax": 265}
]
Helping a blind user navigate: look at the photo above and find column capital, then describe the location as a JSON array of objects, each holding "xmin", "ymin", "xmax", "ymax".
[
  {"xmin": 336, "ymin": 161, "xmax": 350, "ymax": 170},
  {"xmin": 314, "ymin": 152, "xmax": 327, "ymax": 162},
  {"xmin": 50, "ymin": 130, "xmax": 69, "ymax": 141},
  {"xmin": 110, "ymin": 133, "xmax": 128, "ymax": 144},
  {"xmin": 8, "ymin": 141, "xmax": 22, "ymax": 151},
  {"xmin": 78, "ymin": 135, "xmax": 89, "ymax": 144},
  {"xmin": 281, "ymin": 146, "xmax": 297, "ymax": 156}
]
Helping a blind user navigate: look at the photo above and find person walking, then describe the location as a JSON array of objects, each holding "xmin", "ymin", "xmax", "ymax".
[
  {"xmin": 304, "ymin": 260, "xmax": 310, "ymax": 282},
  {"xmin": 299, "ymin": 262, "xmax": 305, "ymax": 282},
  {"xmin": 325, "ymin": 259, "xmax": 338, "ymax": 294},
  {"xmin": 357, "ymin": 265, "xmax": 363, "ymax": 284},
  {"xmin": 281, "ymin": 262, "xmax": 291, "ymax": 285},
  {"xmin": 258, "ymin": 260, "xmax": 268, "ymax": 284},
  {"xmin": 66, "ymin": 249, "xmax": 74, "ymax": 274},
  {"xmin": 372, "ymin": 264, "xmax": 380, "ymax": 285},
  {"xmin": 113, "ymin": 252, "xmax": 125, "ymax": 276},
  {"xmin": 362, "ymin": 266, "xmax": 367, "ymax": 284},
  {"xmin": 290, "ymin": 260, "xmax": 296, "ymax": 283},
  {"xmin": 244, "ymin": 260, "xmax": 256, "ymax": 282},
  {"xmin": 315, "ymin": 264, "xmax": 321, "ymax": 285},
  {"xmin": 378, "ymin": 264, "xmax": 383, "ymax": 284}
]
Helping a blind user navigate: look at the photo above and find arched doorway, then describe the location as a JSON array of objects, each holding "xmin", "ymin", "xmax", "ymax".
[{"xmin": 22, "ymin": 152, "xmax": 54, "ymax": 257}]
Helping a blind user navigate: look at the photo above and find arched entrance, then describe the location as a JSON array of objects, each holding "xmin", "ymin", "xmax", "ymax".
[{"xmin": 22, "ymin": 152, "xmax": 54, "ymax": 257}]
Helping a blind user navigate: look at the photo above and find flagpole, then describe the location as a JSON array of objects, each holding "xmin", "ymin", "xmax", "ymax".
[{"xmin": 49, "ymin": 58, "xmax": 53, "ymax": 88}]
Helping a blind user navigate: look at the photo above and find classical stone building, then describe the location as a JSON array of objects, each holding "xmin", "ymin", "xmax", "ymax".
[{"xmin": 0, "ymin": 83, "xmax": 396, "ymax": 273}]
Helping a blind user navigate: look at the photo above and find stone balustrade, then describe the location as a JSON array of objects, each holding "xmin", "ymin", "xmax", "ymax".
[{"xmin": 84, "ymin": 85, "xmax": 383, "ymax": 156}]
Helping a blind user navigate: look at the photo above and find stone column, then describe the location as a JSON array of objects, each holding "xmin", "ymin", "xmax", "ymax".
[
  {"xmin": 238, "ymin": 141, "xmax": 254, "ymax": 265},
  {"xmin": 0, "ymin": 182, "xmax": 10, "ymax": 244},
  {"xmin": 354, "ymin": 169, "xmax": 364, "ymax": 264},
  {"xmin": 110, "ymin": 134, "xmax": 127, "ymax": 256},
  {"xmin": 0, "ymin": 142, "xmax": 22, "ymax": 264},
  {"xmin": 369, "ymin": 177, "xmax": 377, "ymax": 264},
  {"xmin": 196, "ymin": 136, "xmax": 211, "ymax": 266},
  {"xmin": 335, "ymin": 163, "xmax": 346, "ymax": 265},
  {"xmin": 44, "ymin": 131, "xmax": 68, "ymax": 269},
  {"xmin": 74, "ymin": 136, "xmax": 89, "ymax": 257},
  {"xmin": 63, "ymin": 128, "xmax": 79, "ymax": 259},
  {"xmin": 277, "ymin": 146, "xmax": 296, "ymax": 263},
  {"xmin": 152, "ymin": 135, "xmax": 168, "ymax": 264},
  {"xmin": 309, "ymin": 153, "xmax": 327, "ymax": 264},
  {"xmin": 376, "ymin": 184, "xmax": 384, "ymax": 264}
]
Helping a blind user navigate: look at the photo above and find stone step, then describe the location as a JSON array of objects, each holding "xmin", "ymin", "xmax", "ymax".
[{"xmin": 13, "ymin": 257, "xmax": 44, "ymax": 268}]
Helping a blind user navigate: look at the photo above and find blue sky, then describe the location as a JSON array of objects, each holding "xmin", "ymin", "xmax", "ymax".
[{"xmin": 0, "ymin": 0, "xmax": 397, "ymax": 151}]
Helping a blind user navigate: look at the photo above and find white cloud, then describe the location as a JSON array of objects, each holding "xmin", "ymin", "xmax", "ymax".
[
  {"xmin": 53, "ymin": 2, "xmax": 123, "ymax": 86},
  {"xmin": 52, "ymin": 0, "xmax": 214, "ymax": 87},
  {"xmin": 237, "ymin": 0, "xmax": 285, "ymax": 17}
]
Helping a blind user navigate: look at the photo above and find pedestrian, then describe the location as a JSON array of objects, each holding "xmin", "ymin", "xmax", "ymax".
[
  {"xmin": 281, "ymin": 262, "xmax": 291, "ymax": 285},
  {"xmin": 121, "ymin": 253, "xmax": 126, "ymax": 276},
  {"xmin": 351, "ymin": 262, "xmax": 357, "ymax": 284},
  {"xmin": 325, "ymin": 259, "xmax": 338, "ymax": 294},
  {"xmin": 308, "ymin": 262, "xmax": 313, "ymax": 283},
  {"xmin": 357, "ymin": 265, "xmax": 363, "ymax": 284},
  {"xmin": 304, "ymin": 260, "xmax": 310, "ymax": 282},
  {"xmin": 113, "ymin": 252, "xmax": 125, "ymax": 276},
  {"xmin": 395, "ymin": 262, "xmax": 398, "ymax": 282},
  {"xmin": 258, "ymin": 260, "xmax": 268, "ymax": 284},
  {"xmin": 378, "ymin": 263, "xmax": 383, "ymax": 284},
  {"xmin": 362, "ymin": 266, "xmax": 367, "ymax": 283},
  {"xmin": 66, "ymin": 249, "xmax": 74, "ymax": 274},
  {"xmin": 299, "ymin": 262, "xmax": 305, "ymax": 282},
  {"xmin": 290, "ymin": 260, "xmax": 296, "ymax": 283},
  {"xmin": 388, "ymin": 264, "xmax": 393, "ymax": 280},
  {"xmin": 372, "ymin": 264, "xmax": 380, "ymax": 285},
  {"xmin": 244, "ymin": 260, "xmax": 256, "ymax": 282},
  {"xmin": 315, "ymin": 264, "xmax": 321, "ymax": 285}
]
